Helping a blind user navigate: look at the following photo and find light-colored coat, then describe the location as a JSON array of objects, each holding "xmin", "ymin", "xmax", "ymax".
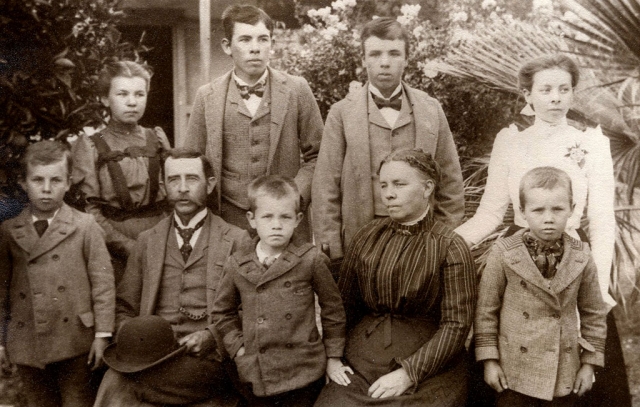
[
  {"xmin": 115, "ymin": 210, "xmax": 251, "ymax": 352},
  {"xmin": 212, "ymin": 240, "xmax": 346, "ymax": 397},
  {"xmin": 311, "ymin": 83, "xmax": 465, "ymax": 259},
  {"xmin": 0, "ymin": 204, "xmax": 115, "ymax": 368},
  {"xmin": 475, "ymin": 231, "xmax": 607, "ymax": 401},
  {"xmin": 183, "ymin": 67, "xmax": 323, "ymax": 208}
]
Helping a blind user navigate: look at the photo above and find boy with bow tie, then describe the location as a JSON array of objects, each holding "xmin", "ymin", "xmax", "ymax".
[
  {"xmin": 312, "ymin": 17, "xmax": 464, "ymax": 266},
  {"xmin": 475, "ymin": 167, "xmax": 607, "ymax": 406},
  {"xmin": 184, "ymin": 4, "xmax": 323, "ymax": 240},
  {"xmin": 0, "ymin": 141, "xmax": 115, "ymax": 406}
]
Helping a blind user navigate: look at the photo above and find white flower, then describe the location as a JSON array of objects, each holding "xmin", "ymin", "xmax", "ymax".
[
  {"xmin": 451, "ymin": 11, "xmax": 469, "ymax": 23},
  {"xmin": 421, "ymin": 61, "xmax": 439, "ymax": 79},
  {"xmin": 331, "ymin": 0, "xmax": 346, "ymax": 11},
  {"xmin": 400, "ymin": 4, "xmax": 421, "ymax": 19},
  {"xmin": 532, "ymin": 0, "xmax": 553, "ymax": 12},
  {"xmin": 324, "ymin": 13, "xmax": 340, "ymax": 25},
  {"xmin": 335, "ymin": 21, "xmax": 348, "ymax": 31},
  {"xmin": 343, "ymin": 0, "xmax": 357, "ymax": 7},
  {"xmin": 396, "ymin": 15, "xmax": 412, "ymax": 26},
  {"xmin": 481, "ymin": 0, "xmax": 496, "ymax": 9},
  {"xmin": 412, "ymin": 26, "xmax": 424, "ymax": 37},
  {"xmin": 302, "ymin": 24, "xmax": 315, "ymax": 33},
  {"xmin": 450, "ymin": 27, "xmax": 474, "ymax": 44},
  {"xmin": 322, "ymin": 26, "xmax": 339, "ymax": 40}
]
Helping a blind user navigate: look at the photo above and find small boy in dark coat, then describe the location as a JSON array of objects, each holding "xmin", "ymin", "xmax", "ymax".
[
  {"xmin": 475, "ymin": 167, "xmax": 607, "ymax": 407},
  {"xmin": 212, "ymin": 175, "xmax": 348, "ymax": 406},
  {"xmin": 0, "ymin": 141, "xmax": 115, "ymax": 406}
]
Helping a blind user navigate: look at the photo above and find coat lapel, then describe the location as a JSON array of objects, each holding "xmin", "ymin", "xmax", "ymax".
[
  {"xmin": 8, "ymin": 208, "xmax": 38, "ymax": 255},
  {"xmin": 28, "ymin": 205, "xmax": 77, "ymax": 261},
  {"xmin": 505, "ymin": 244, "xmax": 555, "ymax": 294},
  {"xmin": 267, "ymin": 68, "xmax": 291, "ymax": 171},
  {"xmin": 405, "ymin": 84, "xmax": 437, "ymax": 153},
  {"xmin": 550, "ymin": 236, "xmax": 588, "ymax": 294},
  {"xmin": 141, "ymin": 216, "xmax": 171, "ymax": 315},
  {"xmin": 207, "ymin": 72, "xmax": 232, "ymax": 205},
  {"xmin": 258, "ymin": 242, "xmax": 313, "ymax": 286},
  {"xmin": 206, "ymin": 213, "xmax": 235, "ymax": 313}
]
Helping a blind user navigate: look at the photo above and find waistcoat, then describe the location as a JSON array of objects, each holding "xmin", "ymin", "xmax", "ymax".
[{"xmin": 221, "ymin": 80, "xmax": 272, "ymax": 210}]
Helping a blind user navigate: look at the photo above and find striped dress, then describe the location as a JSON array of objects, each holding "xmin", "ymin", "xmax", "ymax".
[{"xmin": 315, "ymin": 214, "xmax": 477, "ymax": 407}]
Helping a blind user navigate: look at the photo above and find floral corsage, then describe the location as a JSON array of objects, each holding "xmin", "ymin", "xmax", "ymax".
[{"xmin": 565, "ymin": 143, "xmax": 588, "ymax": 169}]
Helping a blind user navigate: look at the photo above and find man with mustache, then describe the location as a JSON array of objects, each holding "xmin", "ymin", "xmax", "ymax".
[{"xmin": 93, "ymin": 149, "xmax": 250, "ymax": 406}]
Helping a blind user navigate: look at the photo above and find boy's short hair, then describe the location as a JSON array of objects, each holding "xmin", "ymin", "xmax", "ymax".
[
  {"xmin": 247, "ymin": 175, "xmax": 300, "ymax": 213},
  {"xmin": 519, "ymin": 166, "xmax": 573, "ymax": 209},
  {"xmin": 360, "ymin": 17, "xmax": 410, "ymax": 57},
  {"xmin": 221, "ymin": 4, "xmax": 274, "ymax": 41},
  {"xmin": 21, "ymin": 140, "xmax": 72, "ymax": 180},
  {"xmin": 163, "ymin": 148, "xmax": 214, "ymax": 180}
]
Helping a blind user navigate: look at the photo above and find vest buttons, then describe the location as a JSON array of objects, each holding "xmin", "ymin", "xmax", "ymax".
[
  {"xmin": 520, "ymin": 280, "xmax": 527, "ymax": 288},
  {"xmin": 523, "ymin": 312, "xmax": 529, "ymax": 319},
  {"xmin": 19, "ymin": 292, "xmax": 26, "ymax": 300},
  {"xmin": 520, "ymin": 346, "xmax": 527, "ymax": 353},
  {"xmin": 286, "ymin": 343, "xmax": 292, "ymax": 349},
  {"xmin": 257, "ymin": 317, "xmax": 265, "ymax": 324},
  {"xmin": 552, "ymin": 313, "xmax": 560, "ymax": 319},
  {"xmin": 52, "ymin": 254, "xmax": 59, "ymax": 261},
  {"xmin": 284, "ymin": 281, "xmax": 291, "ymax": 288},
  {"xmin": 58, "ymin": 286, "xmax": 65, "ymax": 292},
  {"xmin": 259, "ymin": 348, "xmax": 266, "ymax": 354},
  {"xmin": 17, "ymin": 321, "xmax": 24, "ymax": 328},
  {"xmin": 285, "ymin": 313, "xmax": 292, "ymax": 320},
  {"xmin": 565, "ymin": 347, "xmax": 572, "ymax": 353},
  {"xmin": 257, "ymin": 286, "xmax": 264, "ymax": 293}
]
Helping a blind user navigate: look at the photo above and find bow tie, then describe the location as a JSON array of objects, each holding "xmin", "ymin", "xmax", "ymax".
[
  {"xmin": 522, "ymin": 231, "xmax": 564, "ymax": 279},
  {"xmin": 236, "ymin": 81, "xmax": 265, "ymax": 99},
  {"xmin": 175, "ymin": 217, "xmax": 206, "ymax": 262},
  {"xmin": 372, "ymin": 92, "xmax": 402, "ymax": 111}
]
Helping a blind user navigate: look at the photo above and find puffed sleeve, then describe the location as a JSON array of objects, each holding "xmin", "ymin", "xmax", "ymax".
[
  {"xmin": 584, "ymin": 126, "xmax": 616, "ymax": 307},
  {"xmin": 455, "ymin": 125, "xmax": 516, "ymax": 244}
]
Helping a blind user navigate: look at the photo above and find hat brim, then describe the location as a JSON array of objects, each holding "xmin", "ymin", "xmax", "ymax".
[{"xmin": 103, "ymin": 343, "xmax": 187, "ymax": 373}]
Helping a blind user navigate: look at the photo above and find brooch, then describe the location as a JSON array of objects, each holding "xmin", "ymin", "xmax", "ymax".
[{"xmin": 565, "ymin": 143, "xmax": 588, "ymax": 169}]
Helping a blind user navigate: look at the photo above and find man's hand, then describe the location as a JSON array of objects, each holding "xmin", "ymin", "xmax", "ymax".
[
  {"xmin": 573, "ymin": 363, "xmax": 595, "ymax": 396},
  {"xmin": 326, "ymin": 357, "xmax": 354, "ymax": 386},
  {"xmin": 178, "ymin": 330, "xmax": 215, "ymax": 357},
  {"xmin": 484, "ymin": 359, "xmax": 508, "ymax": 392},
  {"xmin": 367, "ymin": 368, "xmax": 413, "ymax": 399},
  {"xmin": 0, "ymin": 347, "xmax": 11, "ymax": 373},
  {"xmin": 88, "ymin": 337, "xmax": 109, "ymax": 370}
]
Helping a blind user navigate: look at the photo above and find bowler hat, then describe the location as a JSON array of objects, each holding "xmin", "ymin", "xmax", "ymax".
[{"xmin": 103, "ymin": 315, "xmax": 186, "ymax": 373}]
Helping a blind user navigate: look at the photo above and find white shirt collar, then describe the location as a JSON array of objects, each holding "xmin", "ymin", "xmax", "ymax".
[
  {"xmin": 533, "ymin": 115, "xmax": 568, "ymax": 129},
  {"xmin": 369, "ymin": 83, "xmax": 402, "ymax": 100},
  {"xmin": 233, "ymin": 69, "xmax": 269, "ymax": 87},
  {"xmin": 400, "ymin": 205, "xmax": 430, "ymax": 226},
  {"xmin": 32, "ymin": 208, "xmax": 60, "ymax": 225},
  {"xmin": 255, "ymin": 240, "xmax": 283, "ymax": 263},
  {"xmin": 173, "ymin": 208, "xmax": 208, "ymax": 229}
]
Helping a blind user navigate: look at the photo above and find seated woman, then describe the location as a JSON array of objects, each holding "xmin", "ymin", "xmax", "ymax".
[{"xmin": 314, "ymin": 149, "xmax": 477, "ymax": 407}]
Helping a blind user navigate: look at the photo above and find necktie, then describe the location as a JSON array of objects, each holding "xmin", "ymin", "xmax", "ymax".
[
  {"xmin": 175, "ymin": 218, "xmax": 206, "ymax": 262},
  {"xmin": 236, "ymin": 81, "xmax": 265, "ymax": 100},
  {"xmin": 522, "ymin": 232, "xmax": 564, "ymax": 279},
  {"xmin": 263, "ymin": 256, "xmax": 276, "ymax": 269},
  {"xmin": 372, "ymin": 92, "xmax": 402, "ymax": 111},
  {"xmin": 34, "ymin": 220, "xmax": 48, "ymax": 237}
]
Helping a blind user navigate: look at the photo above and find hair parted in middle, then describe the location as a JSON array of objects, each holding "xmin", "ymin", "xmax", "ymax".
[
  {"xmin": 21, "ymin": 140, "xmax": 73, "ymax": 180},
  {"xmin": 360, "ymin": 17, "xmax": 411, "ymax": 57},
  {"xmin": 247, "ymin": 174, "xmax": 301, "ymax": 213},
  {"xmin": 221, "ymin": 4, "xmax": 274, "ymax": 41},
  {"xmin": 519, "ymin": 166, "xmax": 573, "ymax": 209},
  {"xmin": 518, "ymin": 54, "xmax": 580, "ymax": 92},
  {"xmin": 97, "ymin": 60, "xmax": 153, "ymax": 97},
  {"xmin": 378, "ymin": 148, "xmax": 441, "ymax": 185},
  {"xmin": 163, "ymin": 148, "xmax": 214, "ymax": 180}
]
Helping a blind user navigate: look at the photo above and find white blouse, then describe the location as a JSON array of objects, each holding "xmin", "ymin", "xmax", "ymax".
[{"xmin": 456, "ymin": 117, "xmax": 616, "ymax": 306}]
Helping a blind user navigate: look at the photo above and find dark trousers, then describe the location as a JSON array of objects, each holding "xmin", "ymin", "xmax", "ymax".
[
  {"xmin": 17, "ymin": 353, "xmax": 94, "ymax": 407},
  {"xmin": 238, "ymin": 377, "xmax": 324, "ymax": 407},
  {"xmin": 497, "ymin": 390, "xmax": 577, "ymax": 407}
]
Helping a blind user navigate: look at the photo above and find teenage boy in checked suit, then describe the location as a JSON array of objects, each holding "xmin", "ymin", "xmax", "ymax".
[
  {"xmin": 0, "ymin": 141, "xmax": 115, "ymax": 406},
  {"xmin": 475, "ymin": 167, "xmax": 607, "ymax": 406},
  {"xmin": 184, "ymin": 4, "xmax": 323, "ymax": 240}
]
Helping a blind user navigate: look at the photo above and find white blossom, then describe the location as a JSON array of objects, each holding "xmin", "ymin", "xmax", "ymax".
[
  {"xmin": 302, "ymin": 24, "xmax": 315, "ymax": 33},
  {"xmin": 532, "ymin": 0, "xmax": 553, "ymax": 12},
  {"xmin": 335, "ymin": 21, "xmax": 348, "ymax": 31},
  {"xmin": 421, "ymin": 61, "xmax": 439, "ymax": 79},
  {"xmin": 322, "ymin": 26, "xmax": 339, "ymax": 40},
  {"xmin": 412, "ymin": 25, "xmax": 424, "ymax": 37},
  {"xmin": 481, "ymin": 0, "xmax": 496, "ymax": 9},
  {"xmin": 400, "ymin": 4, "xmax": 421, "ymax": 19},
  {"xmin": 451, "ymin": 11, "xmax": 468, "ymax": 23},
  {"xmin": 331, "ymin": 0, "xmax": 347, "ymax": 11}
]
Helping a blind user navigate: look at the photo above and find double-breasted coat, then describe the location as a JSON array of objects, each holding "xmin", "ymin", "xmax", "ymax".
[
  {"xmin": 212, "ymin": 240, "xmax": 346, "ymax": 397},
  {"xmin": 311, "ymin": 82, "xmax": 465, "ymax": 259},
  {"xmin": 183, "ymin": 67, "xmax": 323, "ymax": 209},
  {"xmin": 0, "ymin": 204, "xmax": 115, "ymax": 368},
  {"xmin": 475, "ymin": 231, "xmax": 607, "ymax": 401}
]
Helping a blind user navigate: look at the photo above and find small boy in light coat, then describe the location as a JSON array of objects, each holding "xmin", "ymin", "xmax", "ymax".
[
  {"xmin": 212, "ymin": 175, "xmax": 348, "ymax": 407},
  {"xmin": 475, "ymin": 166, "xmax": 607, "ymax": 406}
]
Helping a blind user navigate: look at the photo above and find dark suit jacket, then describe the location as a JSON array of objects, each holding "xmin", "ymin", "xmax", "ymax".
[
  {"xmin": 184, "ymin": 67, "xmax": 323, "ymax": 209},
  {"xmin": 0, "ymin": 204, "xmax": 115, "ymax": 368},
  {"xmin": 475, "ymin": 231, "xmax": 607, "ymax": 400},
  {"xmin": 312, "ymin": 82, "xmax": 465, "ymax": 259},
  {"xmin": 116, "ymin": 210, "xmax": 251, "ymax": 349}
]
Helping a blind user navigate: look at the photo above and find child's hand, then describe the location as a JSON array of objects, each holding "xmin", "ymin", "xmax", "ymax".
[
  {"xmin": 235, "ymin": 346, "xmax": 246, "ymax": 359},
  {"xmin": 484, "ymin": 359, "xmax": 508, "ymax": 393},
  {"xmin": 88, "ymin": 337, "xmax": 109, "ymax": 370},
  {"xmin": 0, "ymin": 347, "xmax": 11, "ymax": 373},
  {"xmin": 326, "ymin": 357, "xmax": 353, "ymax": 386},
  {"xmin": 573, "ymin": 363, "xmax": 595, "ymax": 396}
]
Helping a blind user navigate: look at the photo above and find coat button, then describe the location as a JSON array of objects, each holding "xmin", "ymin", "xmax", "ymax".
[
  {"xmin": 257, "ymin": 317, "xmax": 265, "ymax": 324},
  {"xmin": 523, "ymin": 312, "xmax": 529, "ymax": 319},
  {"xmin": 552, "ymin": 313, "xmax": 560, "ymax": 319},
  {"xmin": 58, "ymin": 286, "xmax": 65, "ymax": 292},
  {"xmin": 19, "ymin": 292, "xmax": 26, "ymax": 299},
  {"xmin": 286, "ymin": 343, "xmax": 292, "ymax": 349},
  {"xmin": 566, "ymin": 347, "xmax": 572, "ymax": 353},
  {"xmin": 17, "ymin": 321, "xmax": 24, "ymax": 328},
  {"xmin": 29, "ymin": 259, "xmax": 36, "ymax": 265},
  {"xmin": 63, "ymin": 317, "xmax": 69, "ymax": 323},
  {"xmin": 520, "ymin": 280, "xmax": 527, "ymax": 288},
  {"xmin": 251, "ymin": 156, "xmax": 259, "ymax": 163},
  {"xmin": 259, "ymin": 348, "xmax": 266, "ymax": 354},
  {"xmin": 285, "ymin": 313, "xmax": 292, "ymax": 320},
  {"xmin": 52, "ymin": 254, "xmax": 59, "ymax": 261},
  {"xmin": 520, "ymin": 346, "xmax": 527, "ymax": 353},
  {"xmin": 284, "ymin": 281, "xmax": 291, "ymax": 288},
  {"xmin": 257, "ymin": 286, "xmax": 264, "ymax": 293}
]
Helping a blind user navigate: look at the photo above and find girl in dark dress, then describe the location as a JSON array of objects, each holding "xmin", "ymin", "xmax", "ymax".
[{"xmin": 314, "ymin": 149, "xmax": 477, "ymax": 407}]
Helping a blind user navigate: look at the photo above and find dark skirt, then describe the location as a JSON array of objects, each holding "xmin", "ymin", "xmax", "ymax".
[{"xmin": 315, "ymin": 314, "xmax": 469, "ymax": 407}]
